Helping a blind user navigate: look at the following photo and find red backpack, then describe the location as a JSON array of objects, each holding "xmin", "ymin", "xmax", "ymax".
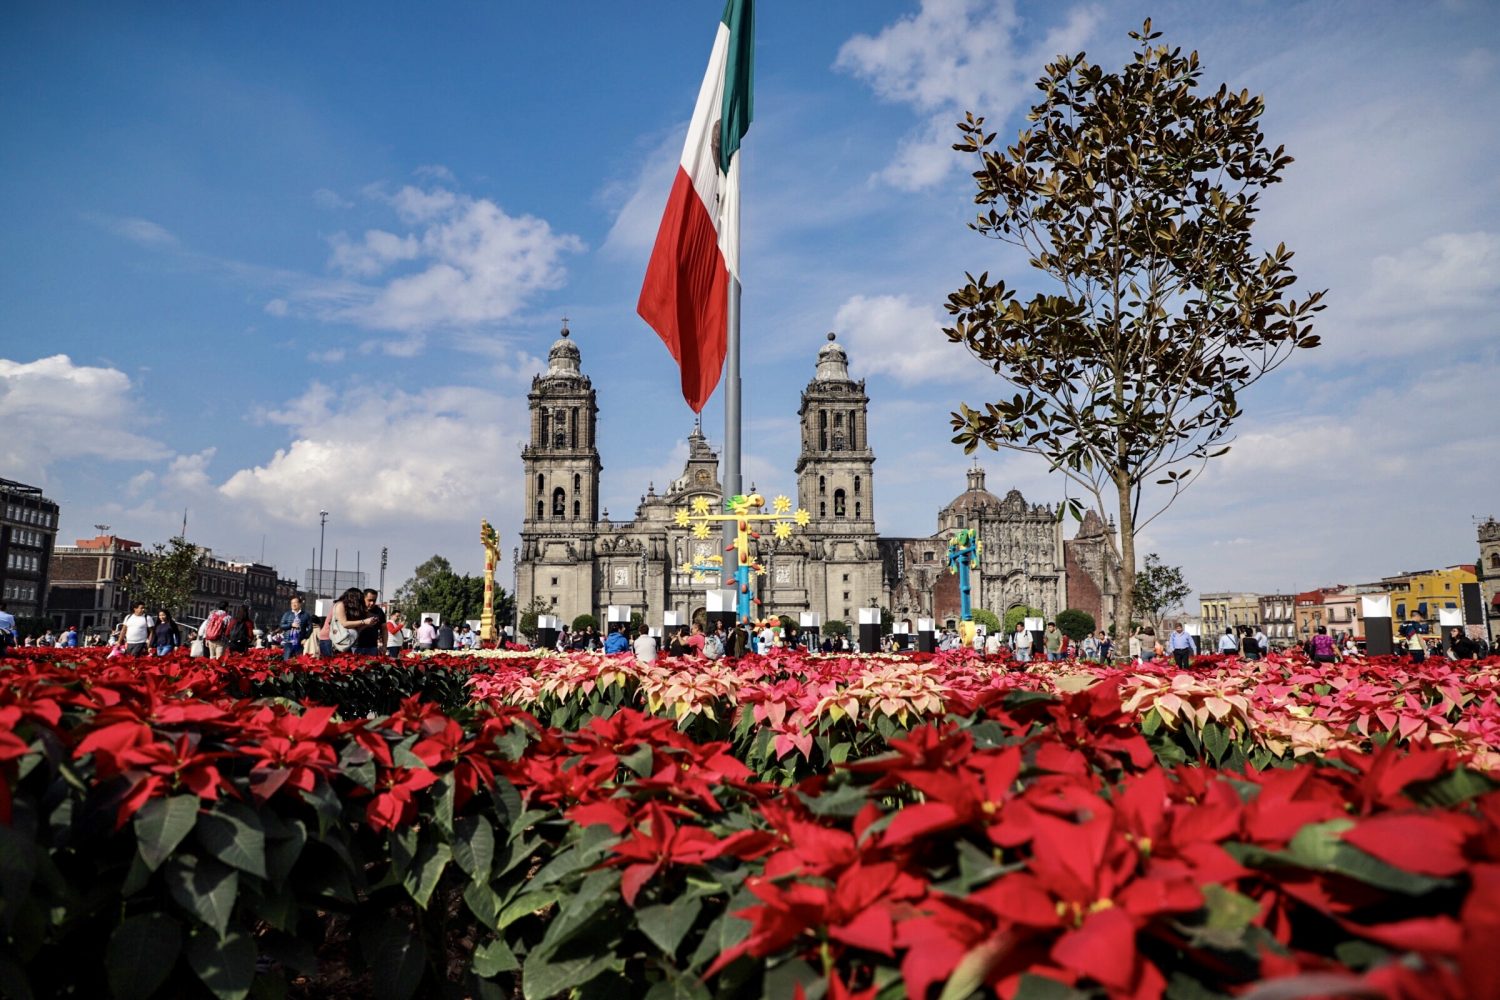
[{"xmin": 202, "ymin": 611, "xmax": 229, "ymax": 641}]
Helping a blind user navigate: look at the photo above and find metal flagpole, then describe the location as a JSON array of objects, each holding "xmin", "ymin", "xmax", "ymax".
[{"xmin": 723, "ymin": 277, "xmax": 743, "ymax": 576}]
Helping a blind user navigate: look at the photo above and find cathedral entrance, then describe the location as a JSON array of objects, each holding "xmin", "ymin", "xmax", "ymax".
[{"xmin": 692, "ymin": 606, "xmax": 707, "ymax": 630}]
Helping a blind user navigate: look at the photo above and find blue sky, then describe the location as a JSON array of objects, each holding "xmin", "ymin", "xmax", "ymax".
[{"xmin": 2, "ymin": 0, "xmax": 1497, "ymax": 605}]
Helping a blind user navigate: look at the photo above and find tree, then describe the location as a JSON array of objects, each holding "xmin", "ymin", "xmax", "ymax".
[
  {"xmin": 124, "ymin": 536, "xmax": 202, "ymax": 619},
  {"xmin": 1055, "ymin": 609, "xmax": 1097, "ymax": 641},
  {"xmin": 571, "ymin": 613, "xmax": 598, "ymax": 632},
  {"xmin": 1003, "ymin": 605, "xmax": 1043, "ymax": 635},
  {"xmin": 518, "ymin": 597, "xmax": 552, "ymax": 642},
  {"xmin": 971, "ymin": 609, "xmax": 1002, "ymax": 633},
  {"xmin": 392, "ymin": 554, "xmax": 511, "ymax": 628},
  {"xmin": 822, "ymin": 619, "xmax": 850, "ymax": 638},
  {"xmin": 944, "ymin": 20, "xmax": 1324, "ymax": 641},
  {"xmin": 1134, "ymin": 554, "xmax": 1190, "ymax": 634}
]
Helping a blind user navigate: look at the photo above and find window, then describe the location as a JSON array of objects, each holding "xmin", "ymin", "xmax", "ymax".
[
  {"xmin": 843, "ymin": 592, "xmax": 850, "ymax": 601},
  {"xmin": 574, "ymin": 473, "xmax": 582, "ymax": 492},
  {"xmin": 552, "ymin": 487, "xmax": 566, "ymax": 517},
  {"xmin": 819, "ymin": 476, "xmax": 826, "ymax": 495},
  {"xmin": 834, "ymin": 489, "xmax": 846, "ymax": 517},
  {"xmin": 551, "ymin": 576, "xmax": 559, "ymax": 587},
  {"xmin": 853, "ymin": 476, "xmax": 861, "ymax": 495},
  {"xmin": 855, "ymin": 501, "xmax": 861, "ymax": 518},
  {"xmin": 573, "ymin": 500, "xmax": 581, "ymax": 519},
  {"xmin": 536, "ymin": 473, "xmax": 544, "ymax": 495},
  {"xmin": 536, "ymin": 500, "xmax": 544, "ymax": 519},
  {"xmin": 924, "ymin": 552, "xmax": 934, "ymax": 562},
  {"xmin": 1491, "ymin": 553, "xmax": 1500, "ymax": 569},
  {"xmin": 819, "ymin": 502, "xmax": 826, "ymax": 517},
  {"xmin": 842, "ymin": 573, "xmax": 850, "ymax": 582}
]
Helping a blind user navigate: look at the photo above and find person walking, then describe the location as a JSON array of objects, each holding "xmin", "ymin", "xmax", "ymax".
[
  {"xmin": 1218, "ymin": 628, "xmax": 1239, "ymax": 658},
  {"xmin": 385, "ymin": 612, "xmax": 406, "ymax": 659},
  {"xmin": 121, "ymin": 602, "xmax": 152, "ymax": 657},
  {"xmin": 0, "ymin": 601, "xmax": 15, "ymax": 656},
  {"xmin": 414, "ymin": 617, "xmax": 437, "ymax": 651},
  {"xmin": 1097, "ymin": 630, "xmax": 1113, "ymax": 662},
  {"xmin": 1168, "ymin": 623, "xmax": 1197, "ymax": 669},
  {"xmin": 1044, "ymin": 623, "xmax": 1064, "ymax": 662},
  {"xmin": 201, "ymin": 601, "xmax": 231, "ymax": 659},
  {"xmin": 1306, "ymin": 625, "xmax": 1339, "ymax": 664},
  {"xmin": 225, "ymin": 605, "xmax": 255, "ymax": 655},
  {"xmin": 59, "ymin": 625, "xmax": 80, "ymax": 648},
  {"xmin": 279, "ymin": 595, "xmax": 311, "ymax": 662},
  {"xmin": 435, "ymin": 620, "xmax": 456, "ymax": 651},
  {"xmin": 1012, "ymin": 623, "xmax": 1033, "ymax": 663},
  {"xmin": 1253, "ymin": 626, "xmax": 1270, "ymax": 660},
  {"xmin": 151, "ymin": 609, "xmax": 180, "ymax": 656}
]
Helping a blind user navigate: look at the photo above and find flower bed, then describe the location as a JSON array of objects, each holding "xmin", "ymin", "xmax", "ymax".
[{"xmin": 2, "ymin": 648, "xmax": 1499, "ymax": 999}]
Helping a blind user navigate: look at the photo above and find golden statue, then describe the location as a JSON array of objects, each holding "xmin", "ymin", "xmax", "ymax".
[{"xmin": 480, "ymin": 520, "xmax": 500, "ymax": 643}]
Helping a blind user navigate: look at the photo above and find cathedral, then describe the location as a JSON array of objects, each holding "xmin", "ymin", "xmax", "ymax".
[{"xmin": 516, "ymin": 324, "xmax": 1122, "ymax": 630}]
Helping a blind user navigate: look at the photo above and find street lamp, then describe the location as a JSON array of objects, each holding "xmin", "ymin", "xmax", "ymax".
[{"xmin": 318, "ymin": 509, "xmax": 329, "ymax": 601}]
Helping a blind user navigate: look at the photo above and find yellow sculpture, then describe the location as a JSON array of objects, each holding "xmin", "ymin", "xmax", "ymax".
[
  {"xmin": 480, "ymin": 520, "xmax": 500, "ymax": 643},
  {"xmin": 675, "ymin": 493, "xmax": 809, "ymax": 618}
]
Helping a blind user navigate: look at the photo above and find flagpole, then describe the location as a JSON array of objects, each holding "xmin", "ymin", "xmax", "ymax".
[{"xmin": 723, "ymin": 281, "xmax": 742, "ymax": 585}]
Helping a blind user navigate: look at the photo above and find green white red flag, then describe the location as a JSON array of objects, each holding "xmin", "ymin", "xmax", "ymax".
[{"xmin": 636, "ymin": 0, "xmax": 754, "ymax": 413}]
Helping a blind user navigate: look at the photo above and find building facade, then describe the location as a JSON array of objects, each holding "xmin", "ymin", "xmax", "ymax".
[
  {"xmin": 1, "ymin": 478, "xmax": 61, "ymax": 618},
  {"xmin": 1479, "ymin": 517, "xmax": 1500, "ymax": 640},
  {"xmin": 1258, "ymin": 593, "xmax": 1296, "ymax": 648},
  {"xmin": 516, "ymin": 326, "xmax": 1122, "ymax": 629}
]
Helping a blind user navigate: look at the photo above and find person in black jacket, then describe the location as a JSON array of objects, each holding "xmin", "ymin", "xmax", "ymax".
[
  {"xmin": 435, "ymin": 621, "xmax": 456, "ymax": 650},
  {"xmin": 151, "ymin": 609, "xmax": 180, "ymax": 656},
  {"xmin": 226, "ymin": 605, "xmax": 254, "ymax": 655}
]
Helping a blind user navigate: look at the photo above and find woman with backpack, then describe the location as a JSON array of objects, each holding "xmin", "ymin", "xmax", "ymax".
[{"xmin": 226, "ymin": 605, "xmax": 255, "ymax": 655}]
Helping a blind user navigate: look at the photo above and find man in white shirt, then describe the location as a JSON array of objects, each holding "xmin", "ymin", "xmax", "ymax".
[
  {"xmin": 1253, "ymin": 627, "xmax": 1270, "ymax": 660},
  {"xmin": 121, "ymin": 602, "xmax": 151, "ymax": 657},
  {"xmin": 1013, "ymin": 624, "xmax": 1033, "ymax": 663},
  {"xmin": 633, "ymin": 625, "xmax": 658, "ymax": 664},
  {"xmin": 1218, "ymin": 628, "xmax": 1240, "ymax": 656}
]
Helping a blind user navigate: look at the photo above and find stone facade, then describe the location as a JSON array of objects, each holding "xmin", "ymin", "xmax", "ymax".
[
  {"xmin": 1477, "ymin": 517, "xmax": 1500, "ymax": 640},
  {"xmin": 517, "ymin": 326, "xmax": 1122, "ymax": 629}
]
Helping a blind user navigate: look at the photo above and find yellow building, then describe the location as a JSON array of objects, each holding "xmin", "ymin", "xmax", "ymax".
[{"xmin": 1384, "ymin": 565, "xmax": 1477, "ymax": 627}]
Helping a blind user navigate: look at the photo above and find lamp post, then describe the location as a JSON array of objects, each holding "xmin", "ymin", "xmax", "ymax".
[
  {"xmin": 379, "ymin": 546, "xmax": 388, "ymax": 600},
  {"xmin": 317, "ymin": 509, "xmax": 329, "ymax": 601}
]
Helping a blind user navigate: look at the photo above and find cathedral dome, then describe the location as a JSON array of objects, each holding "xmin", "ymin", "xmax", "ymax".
[
  {"xmin": 814, "ymin": 331, "xmax": 850, "ymax": 381},
  {"xmin": 940, "ymin": 465, "xmax": 1004, "ymax": 519},
  {"xmin": 546, "ymin": 321, "xmax": 581, "ymax": 375}
]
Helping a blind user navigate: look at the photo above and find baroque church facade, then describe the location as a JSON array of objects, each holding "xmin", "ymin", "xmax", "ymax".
[{"xmin": 516, "ymin": 325, "xmax": 1122, "ymax": 629}]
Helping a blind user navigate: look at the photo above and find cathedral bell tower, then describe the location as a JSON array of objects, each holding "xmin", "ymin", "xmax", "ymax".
[
  {"xmin": 518, "ymin": 322, "xmax": 601, "ymax": 615},
  {"xmin": 796, "ymin": 332, "xmax": 875, "ymax": 532}
]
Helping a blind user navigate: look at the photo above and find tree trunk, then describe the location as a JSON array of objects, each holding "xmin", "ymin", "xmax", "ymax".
[{"xmin": 1114, "ymin": 469, "xmax": 1136, "ymax": 642}]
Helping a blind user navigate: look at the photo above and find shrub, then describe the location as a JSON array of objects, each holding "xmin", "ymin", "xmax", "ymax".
[
  {"xmin": 1056, "ymin": 608, "xmax": 1097, "ymax": 641},
  {"xmin": 571, "ymin": 613, "xmax": 597, "ymax": 632},
  {"xmin": 1002, "ymin": 605, "xmax": 1043, "ymax": 635},
  {"xmin": 971, "ymin": 609, "xmax": 1002, "ymax": 633}
]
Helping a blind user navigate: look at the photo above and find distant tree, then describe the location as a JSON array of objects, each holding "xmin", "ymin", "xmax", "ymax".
[
  {"xmin": 822, "ymin": 619, "xmax": 850, "ymax": 638},
  {"xmin": 1055, "ymin": 609, "xmax": 1097, "ymax": 641},
  {"xmin": 1134, "ymin": 554, "xmax": 1191, "ymax": 634},
  {"xmin": 392, "ymin": 554, "xmax": 510, "ymax": 628},
  {"xmin": 518, "ymin": 597, "xmax": 552, "ymax": 641},
  {"xmin": 571, "ymin": 613, "xmax": 598, "ymax": 632},
  {"xmin": 971, "ymin": 609, "xmax": 1002, "ymax": 633},
  {"xmin": 944, "ymin": 20, "xmax": 1324, "ymax": 642},
  {"xmin": 1003, "ymin": 605, "xmax": 1044, "ymax": 635},
  {"xmin": 124, "ymin": 536, "xmax": 202, "ymax": 619}
]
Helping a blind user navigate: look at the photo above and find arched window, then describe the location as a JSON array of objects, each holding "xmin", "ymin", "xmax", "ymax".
[
  {"xmin": 574, "ymin": 473, "xmax": 582, "ymax": 492},
  {"xmin": 855, "ymin": 501, "xmax": 862, "ymax": 519},
  {"xmin": 573, "ymin": 500, "xmax": 581, "ymax": 519},
  {"xmin": 818, "ymin": 410, "xmax": 828, "ymax": 450},
  {"xmin": 552, "ymin": 487, "xmax": 566, "ymax": 517},
  {"xmin": 853, "ymin": 476, "xmax": 861, "ymax": 495},
  {"xmin": 572, "ymin": 407, "xmax": 580, "ymax": 448},
  {"xmin": 819, "ymin": 501, "xmax": 826, "ymax": 518},
  {"xmin": 1491, "ymin": 552, "xmax": 1500, "ymax": 569},
  {"xmin": 834, "ymin": 489, "xmax": 847, "ymax": 517},
  {"xmin": 849, "ymin": 411, "xmax": 858, "ymax": 448},
  {"xmin": 540, "ymin": 409, "xmax": 549, "ymax": 445},
  {"xmin": 536, "ymin": 473, "xmax": 544, "ymax": 495},
  {"xmin": 536, "ymin": 500, "xmax": 544, "ymax": 519},
  {"xmin": 819, "ymin": 476, "xmax": 826, "ymax": 495}
]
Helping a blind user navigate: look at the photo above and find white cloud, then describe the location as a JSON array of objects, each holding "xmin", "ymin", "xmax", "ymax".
[
  {"xmin": 219, "ymin": 381, "xmax": 529, "ymax": 527},
  {"xmin": 599, "ymin": 131, "xmax": 681, "ymax": 260},
  {"xmin": 98, "ymin": 215, "xmax": 179, "ymax": 248},
  {"xmin": 305, "ymin": 184, "xmax": 585, "ymax": 333},
  {"xmin": 312, "ymin": 188, "xmax": 353, "ymax": 210},
  {"xmin": 1370, "ymin": 231, "xmax": 1500, "ymax": 309},
  {"xmin": 164, "ymin": 448, "xmax": 216, "ymax": 492},
  {"xmin": 835, "ymin": 0, "xmax": 1101, "ymax": 189},
  {"xmin": 0, "ymin": 355, "xmax": 164, "ymax": 475},
  {"xmin": 832, "ymin": 293, "xmax": 980, "ymax": 384}
]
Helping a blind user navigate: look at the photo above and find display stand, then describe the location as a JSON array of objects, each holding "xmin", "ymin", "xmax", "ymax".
[
  {"xmin": 917, "ymin": 617, "xmax": 936, "ymax": 653},
  {"xmin": 536, "ymin": 615, "xmax": 560, "ymax": 651},
  {"xmin": 858, "ymin": 607, "xmax": 882, "ymax": 654},
  {"xmin": 1361, "ymin": 596, "xmax": 1393, "ymax": 657}
]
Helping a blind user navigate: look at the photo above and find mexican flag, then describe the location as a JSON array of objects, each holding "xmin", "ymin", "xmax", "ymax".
[{"xmin": 637, "ymin": 0, "xmax": 754, "ymax": 414}]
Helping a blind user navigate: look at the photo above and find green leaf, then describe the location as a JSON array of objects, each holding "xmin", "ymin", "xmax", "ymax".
[
  {"xmin": 643, "ymin": 973, "xmax": 712, "ymax": 1000},
  {"xmin": 401, "ymin": 839, "xmax": 452, "ymax": 909},
  {"xmin": 522, "ymin": 949, "xmax": 621, "ymax": 1000},
  {"xmin": 1202, "ymin": 721, "xmax": 1230, "ymax": 764},
  {"xmin": 1011, "ymin": 973, "xmax": 1089, "ymax": 1000},
  {"xmin": 196, "ymin": 802, "xmax": 268, "ymax": 879},
  {"xmin": 106, "ymin": 913, "xmax": 182, "ymax": 1000},
  {"xmin": 264, "ymin": 819, "xmax": 307, "ymax": 887},
  {"xmin": 1284, "ymin": 819, "xmax": 1353, "ymax": 869},
  {"xmin": 534, "ymin": 869, "xmax": 621, "ymax": 956},
  {"xmin": 186, "ymin": 927, "xmax": 256, "ymax": 1000},
  {"xmin": 359, "ymin": 915, "xmax": 426, "ymax": 1000},
  {"xmin": 1408, "ymin": 766, "xmax": 1499, "ymax": 808},
  {"xmin": 637, "ymin": 897, "xmax": 703, "ymax": 958},
  {"xmin": 620, "ymin": 744, "xmax": 655, "ymax": 778},
  {"xmin": 797, "ymin": 780, "xmax": 869, "ymax": 818},
  {"xmin": 164, "ymin": 856, "xmax": 240, "ymax": 937},
  {"xmin": 498, "ymin": 887, "xmax": 567, "ymax": 929},
  {"xmin": 452, "ymin": 815, "xmax": 495, "ymax": 880},
  {"xmin": 464, "ymin": 880, "xmax": 504, "ymax": 930},
  {"xmin": 134, "ymin": 795, "xmax": 200, "ymax": 872},
  {"xmin": 472, "ymin": 937, "xmax": 519, "ymax": 978}
]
